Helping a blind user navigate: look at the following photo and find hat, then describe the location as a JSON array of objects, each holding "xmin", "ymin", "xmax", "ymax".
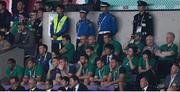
[
  {"xmin": 137, "ymin": 1, "xmax": 148, "ymax": 6},
  {"xmin": 80, "ymin": 8, "xmax": 89, "ymax": 14},
  {"xmin": 56, "ymin": 4, "xmax": 65, "ymax": 9},
  {"xmin": 100, "ymin": 2, "xmax": 110, "ymax": 7}
]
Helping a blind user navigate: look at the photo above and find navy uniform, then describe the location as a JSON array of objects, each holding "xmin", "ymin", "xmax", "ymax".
[
  {"xmin": 97, "ymin": 2, "xmax": 118, "ymax": 54},
  {"xmin": 133, "ymin": 1, "xmax": 153, "ymax": 44},
  {"xmin": 76, "ymin": 8, "xmax": 96, "ymax": 47}
]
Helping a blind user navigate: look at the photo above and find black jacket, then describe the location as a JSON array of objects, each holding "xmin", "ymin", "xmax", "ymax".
[
  {"xmin": 0, "ymin": 9, "xmax": 11, "ymax": 27},
  {"xmin": 73, "ymin": 83, "xmax": 88, "ymax": 91},
  {"xmin": 27, "ymin": 87, "xmax": 43, "ymax": 91},
  {"xmin": 8, "ymin": 86, "xmax": 25, "ymax": 91},
  {"xmin": 58, "ymin": 86, "xmax": 72, "ymax": 91}
]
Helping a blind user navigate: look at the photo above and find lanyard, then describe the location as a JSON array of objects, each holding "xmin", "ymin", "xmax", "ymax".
[
  {"xmin": 99, "ymin": 69, "xmax": 103, "ymax": 79},
  {"xmin": 138, "ymin": 14, "xmax": 145, "ymax": 26}
]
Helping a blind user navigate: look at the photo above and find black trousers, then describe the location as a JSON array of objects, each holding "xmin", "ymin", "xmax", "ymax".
[
  {"xmin": 157, "ymin": 61, "xmax": 173, "ymax": 79},
  {"xmin": 51, "ymin": 42, "xmax": 60, "ymax": 54},
  {"xmin": 97, "ymin": 34, "xmax": 104, "ymax": 56}
]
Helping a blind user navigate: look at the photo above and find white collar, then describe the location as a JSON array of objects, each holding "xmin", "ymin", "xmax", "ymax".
[
  {"xmin": 31, "ymin": 87, "xmax": 36, "ymax": 91},
  {"xmin": 75, "ymin": 84, "xmax": 80, "ymax": 91},
  {"xmin": 143, "ymin": 85, "xmax": 148, "ymax": 91}
]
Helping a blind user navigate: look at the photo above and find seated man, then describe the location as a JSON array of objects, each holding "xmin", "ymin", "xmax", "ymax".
[
  {"xmin": 123, "ymin": 32, "xmax": 145, "ymax": 54},
  {"xmin": 60, "ymin": 34, "xmax": 75, "ymax": 64},
  {"xmin": 102, "ymin": 44, "xmax": 116, "ymax": 65},
  {"xmin": 162, "ymin": 63, "xmax": 180, "ymax": 90},
  {"xmin": 14, "ymin": 22, "xmax": 35, "ymax": 56},
  {"xmin": 143, "ymin": 35, "xmax": 159, "ymax": 55},
  {"xmin": 91, "ymin": 58, "xmax": 109, "ymax": 85},
  {"xmin": 58, "ymin": 76, "xmax": 72, "ymax": 91},
  {"xmin": 85, "ymin": 46, "xmax": 98, "ymax": 69},
  {"xmin": 139, "ymin": 77, "xmax": 157, "ymax": 91},
  {"xmin": 76, "ymin": 54, "xmax": 95, "ymax": 85},
  {"xmin": 0, "ymin": 25, "xmax": 14, "ymax": 45},
  {"xmin": 47, "ymin": 57, "xmax": 61, "ymax": 85},
  {"xmin": 27, "ymin": 79, "xmax": 42, "ymax": 91},
  {"xmin": 156, "ymin": 32, "xmax": 178, "ymax": 78},
  {"xmin": 101, "ymin": 57, "xmax": 126, "ymax": 90},
  {"xmin": 106, "ymin": 57, "xmax": 125, "ymax": 86},
  {"xmin": 87, "ymin": 35, "xmax": 100, "ymax": 55},
  {"xmin": 58, "ymin": 57, "xmax": 76, "ymax": 77},
  {"xmin": 74, "ymin": 35, "xmax": 87, "ymax": 62},
  {"xmin": 45, "ymin": 80, "xmax": 54, "ymax": 91},
  {"xmin": 0, "ymin": 31, "xmax": 11, "ymax": 51},
  {"xmin": 6, "ymin": 58, "xmax": 23, "ymax": 80},
  {"xmin": 102, "ymin": 33, "xmax": 123, "ymax": 57},
  {"xmin": 36, "ymin": 44, "xmax": 52, "ymax": 75},
  {"xmin": 70, "ymin": 75, "xmax": 88, "ymax": 91},
  {"xmin": 23, "ymin": 57, "xmax": 44, "ymax": 82},
  {"xmin": 8, "ymin": 77, "xmax": 25, "ymax": 91}
]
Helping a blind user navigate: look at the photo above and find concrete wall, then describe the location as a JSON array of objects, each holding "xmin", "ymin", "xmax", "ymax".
[{"xmin": 43, "ymin": 11, "xmax": 180, "ymax": 54}]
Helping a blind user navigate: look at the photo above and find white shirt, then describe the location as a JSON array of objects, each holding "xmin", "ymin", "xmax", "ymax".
[
  {"xmin": 75, "ymin": 84, "xmax": 80, "ymax": 91},
  {"xmin": 143, "ymin": 85, "xmax": 148, "ymax": 91},
  {"xmin": 76, "ymin": 0, "xmax": 86, "ymax": 4}
]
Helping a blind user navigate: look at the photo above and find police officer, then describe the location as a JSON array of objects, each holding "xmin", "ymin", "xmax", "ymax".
[
  {"xmin": 50, "ymin": 5, "xmax": 69, "ymax": 54},
  {"xmin": 76, "ymin": 8, "xmax": 95, "ymax": 48},
  {"xmin": 97, "ymin": 2, "xmax": 117, "ymax": 54},
  {"xmin": 133, "ymin": 0, "xmax": 153, "ymax": 44}
]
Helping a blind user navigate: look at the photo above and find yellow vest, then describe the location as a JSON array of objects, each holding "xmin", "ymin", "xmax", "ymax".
[{"xmin": 51, "ymin": 15, "xmax": 68, "ymax": 41}]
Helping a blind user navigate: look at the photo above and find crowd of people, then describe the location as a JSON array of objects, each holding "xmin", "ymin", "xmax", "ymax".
[{"xmin": 0, "ymin": 0, "xmax": 180, "ymax": 91}]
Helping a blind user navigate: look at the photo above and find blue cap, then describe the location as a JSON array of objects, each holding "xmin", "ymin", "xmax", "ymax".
[
  {"xmin": 100, "ymin": 2, "xmax": 110, "ymax": 7},
  {"xmin": 137, "ymin": 1, "xmax": 148, "ymax": 6},
  {"xmin": 80, "ymin": 8, "xmax": 89, "ymax": 14}
]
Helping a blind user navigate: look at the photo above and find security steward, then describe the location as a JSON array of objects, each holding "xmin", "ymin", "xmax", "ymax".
[
  {"xmin": 132, "ymin": 0, "xmax": 153, "ymax": 44},
  {"xmin": 50, "ymin": 5, "xmax": 69, "ymax": 54}
]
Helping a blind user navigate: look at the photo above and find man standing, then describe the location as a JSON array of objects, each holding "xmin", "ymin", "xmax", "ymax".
[
  {"xmin": 97, "ymin": 2, "xmax": 117, "ymax": 53},
  {"xmin": 0, "ymin": 1, "xmax": 11, "ymax": 27},
  {"xmin": 50, "ymin": 5, "xmax": 69, "ymax": 54},
  {"xmin": 132, "ymin": 0, "xmax": 153, "ymax": 44},
  {"xmin": 76, "ymin": 8, "xmax": 95, "ymax": 48}
]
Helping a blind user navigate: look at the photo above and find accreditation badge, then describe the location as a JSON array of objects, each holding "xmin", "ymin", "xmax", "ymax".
[{"xmin": 136, "ymin": 26, "xmax": 142, "ymax": 32}]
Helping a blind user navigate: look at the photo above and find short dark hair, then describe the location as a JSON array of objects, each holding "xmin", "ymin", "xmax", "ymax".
[
  {"xmin": 142, "ymin": 50, "xmax": 152, "ymax": 59},
  {"xmin": 70, "ymin": 75, "xmax": 79, "ymax": 83},
  {"xmin": 39, "ymin": 44, "xmax": 48, "ymax": 51},
  {"xmin": 95, "ymin": 57, "xmax": 104, "ymax": 64},
  {"xmin": 46, "ymin": 80, "xmax": 53, "ymax": 87},
  {"xmin": 62, "ymin": 34, "xmax": 71, "ymax": 42},
  {"xmin": 85, "ymin": 46, "xmax": 94, "ymax": 51},
  {"xmin": 103, "ymin": 33, "xmax": 112, "ymax": 38},
  {"xmin": 80, "ymin": 54, "xmax": 88, "ymax": 59},
  {"xmin": 128, "ymin": 45, "xmax": 138, "ymax": 54},
  {"xmin": 61, "ymin": 76, "xmax": 69, "ymax": 82},
  {"xmin": 52, "ymin": 56, "xmax": 61, "ymax": 61},
  {"xmin": 17, "ymin": 0, "xmax": 25, "ymax": 5},
  {"xmin": 104, "ymin": 44, "xmax": 114, "ymax": 51},
  {"xmin": 26, "ymin": 57, "xmax": 36, "ymax": 64},
  {"xmin": 10, "ymin": 76, "xmax": 19, "ymax": 82},
  {"xmin": 56, "ymin": 4, "xmax": 65, "ymax": 9},
  {"xmin": 8, "ymin": 58, "xmax": 16, "ymax": 64},
  {"xmin": 59, "ymin": 56, "xmax": 68, "ymax": 62}
]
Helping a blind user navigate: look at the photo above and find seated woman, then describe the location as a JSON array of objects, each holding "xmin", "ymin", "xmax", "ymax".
[
  {"xmin": 122, "ymin": 46, "xmax": 139, "ymax": 75},
  {"xmin": 137, "ymin": 50, "xmax": 157, "ymax": 86}
]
